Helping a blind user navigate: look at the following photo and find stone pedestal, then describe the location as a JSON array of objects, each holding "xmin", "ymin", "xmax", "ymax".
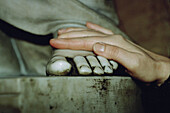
[{"xmin": 0, "ymin": 76, "xmax": 144, "ymax": 113}]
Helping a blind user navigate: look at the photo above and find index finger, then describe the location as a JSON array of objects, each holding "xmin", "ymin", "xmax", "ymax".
[{"xmin": 50, "ymin": 37, "xmax": 105, "ymax": 51}]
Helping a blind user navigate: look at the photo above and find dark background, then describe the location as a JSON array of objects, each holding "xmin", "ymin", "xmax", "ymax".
[{"xmin": 115, "ymin": 0, "xmax": 170, "ymax": 57}]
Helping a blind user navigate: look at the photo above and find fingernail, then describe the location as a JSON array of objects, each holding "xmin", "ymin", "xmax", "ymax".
[
  {"xmin": 50, "ymin": 39, "xmax": 55, "ymax": 44},
  {"xmin": 93, "ymin": 42, "xmax": 105, "ymax": 52},
  {"xmin": 50, "ymin": 38, "xmax": 62, "ymax": 44}
]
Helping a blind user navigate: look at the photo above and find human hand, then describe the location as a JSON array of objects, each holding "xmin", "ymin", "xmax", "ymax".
[{"xmin": 50, "ymin": 22, "xmax": 170, "ymax": 86}]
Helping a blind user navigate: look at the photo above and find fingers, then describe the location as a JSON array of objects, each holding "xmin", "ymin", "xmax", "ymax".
[
  {"xmin": 50, "ymin": 37, "xmax": 101, "ymax": 51},
  {"xmin": 50, "ymin": 35, "xmax": 139, "ymax": 53},
  {"xmin": 58, "ymin": 30, "xmax": 106, "ymax": 39},
  {"xmin": 50, "ymin": 36, "xmax": 119, "ymax": 51},
  {"xmin": 58, "ymin": 22, "xmax": 114, "ymax": 36},
  {"xmin": 58, "ymin": 27, "xmax": 86, "ymax": 34},
  {"xmin": 86, "ymin": 22, "xmax": 114, "ymax": 35},
  {"xmin": 93, "ymin": 42, "xmax": 137, "ymax": 70}
]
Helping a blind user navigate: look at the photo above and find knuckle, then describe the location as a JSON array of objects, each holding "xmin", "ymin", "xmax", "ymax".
[
  {"xmin": 105, "ymin": 45, "xmax": 120, "ymax": 59},
  {"xmin": 114, "ymin": 35, "xmax": 124, "ymax": 40},
  {"xmin": 113, "ymin": 35, "xmax": 127, "ymax": 44}
]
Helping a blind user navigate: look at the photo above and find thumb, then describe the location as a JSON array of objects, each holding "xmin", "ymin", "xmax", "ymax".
[{"xmin": 93, "ymin": 42, "xmax": 135, "ymax": 69}]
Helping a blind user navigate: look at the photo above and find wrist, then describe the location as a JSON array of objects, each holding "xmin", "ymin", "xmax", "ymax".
[{"xmin": 156, "ymin": 58, "xmax": 170, "ymax": 86}]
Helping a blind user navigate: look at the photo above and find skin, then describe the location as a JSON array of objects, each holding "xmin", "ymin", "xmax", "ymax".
[{"xmin": 50, "ymin": 22, "xmax": 170, "ymax": 86}]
